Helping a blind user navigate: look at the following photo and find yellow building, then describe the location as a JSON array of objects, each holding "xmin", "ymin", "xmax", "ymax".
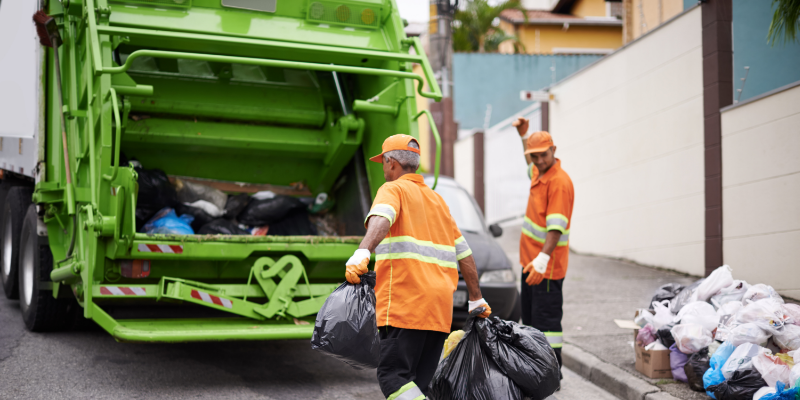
[
  {"xmin": 499, "ymin": 0, "xmax": 624, "ymax": 54},
  {"xmin": 621, "ymin": 0, "xmax": 684, "ymax": 43}
]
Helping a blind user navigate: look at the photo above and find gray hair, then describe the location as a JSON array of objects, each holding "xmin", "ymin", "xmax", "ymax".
[{"xmin": 383, "ymin": 139, "xmax": 420, "ymax": 172}]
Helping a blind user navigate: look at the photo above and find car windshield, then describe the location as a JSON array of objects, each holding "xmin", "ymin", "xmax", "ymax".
[{"xmin": 431, "ymin": 183, "xmax": 485, "ymax": 234}]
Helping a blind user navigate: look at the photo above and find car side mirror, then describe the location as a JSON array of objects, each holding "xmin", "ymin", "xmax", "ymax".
[{"xmin": 488, "ymin": 223, "xmax": 503, "ymax": 238}]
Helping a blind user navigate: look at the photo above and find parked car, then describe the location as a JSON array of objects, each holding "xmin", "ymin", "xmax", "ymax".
[{"xmin": 423, "ymin": 175, "xmax": 521, "ymax": 326}]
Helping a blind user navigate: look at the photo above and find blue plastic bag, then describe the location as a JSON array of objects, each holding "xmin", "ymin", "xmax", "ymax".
[
  {"xmin": 142, "ymin": 207, "xmax": 195, "ymax": 235},
  {"xmin": 756, "ymin": 382, "xmax": 799, "ymax": 400},
  {"xmin": 703, "ymin": 341, "xmax": 736, "ymax": 399}
]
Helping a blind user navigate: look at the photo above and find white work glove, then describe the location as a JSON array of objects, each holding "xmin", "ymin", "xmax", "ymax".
[
  {"xmin": 345, "ymin": 249, "xmax": 371, "ymax": 284},
  {"xmin": 468, "ymin": 298, "xmax": 492, "ymax": 318},
  {"xmin": 532, "ymin": 252, "xmax": 551, "ymax": 274}
]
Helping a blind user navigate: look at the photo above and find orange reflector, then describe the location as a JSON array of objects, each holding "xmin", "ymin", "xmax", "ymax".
[{"xmin": 120, "ymin": 260, "xmax": 151, "ymax": 278}]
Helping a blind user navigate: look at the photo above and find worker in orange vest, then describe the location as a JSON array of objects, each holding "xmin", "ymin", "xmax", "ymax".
[
  {"xmin": 345, "ymin": 134, "xmax": 491, "ymax": 400},
  {"xmin": 512, "ymin": 117, "xmax": 575, "ymax": 376}
]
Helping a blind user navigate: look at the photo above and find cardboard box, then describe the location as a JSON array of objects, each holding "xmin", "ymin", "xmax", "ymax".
[{"xmin": 633, "ymin": 329, "xmax": 673, "ymax": 379}]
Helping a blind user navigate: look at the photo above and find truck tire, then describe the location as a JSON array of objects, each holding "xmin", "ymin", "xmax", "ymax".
[
  {"xmin": 18, "ymin": 204, "xmax": 72, "ymax": 332},
  {"xmin": 1, "ymin": 186, "xmax": 33, "ymax": 299}
]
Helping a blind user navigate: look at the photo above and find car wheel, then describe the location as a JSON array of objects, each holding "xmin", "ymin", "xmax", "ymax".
[
  {"xmin": 1, "ymin": 186, "xmax": 33, "ymax": 299},
  {"xmin": 18, "ymin": 204, "xmax": 73, "ymax": 332},
  {"xmin": 507, "ymin": 291, "xmax": 522, "ymax": 323}
]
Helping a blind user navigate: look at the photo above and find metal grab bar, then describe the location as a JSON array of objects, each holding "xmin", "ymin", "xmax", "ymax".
[
  {"xmin": 102, "ymin": 50, "xmax": 444, "ymax": 101},
  {"xmin": 414, "ymin": 110, "xmax": 440, "ymax": 190},
  {"xmin": 103, "ymin": 88, "xmax": 122, "ymax": 181}
]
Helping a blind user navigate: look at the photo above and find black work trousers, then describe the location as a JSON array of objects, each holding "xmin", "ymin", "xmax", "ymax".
[
  {"xmin": 377, "ymin": 326, "xmax": 448, "ymax": 398},
  {"xmin": 520, "ymin": 273, "xmax": 564, "ymax": 371}
]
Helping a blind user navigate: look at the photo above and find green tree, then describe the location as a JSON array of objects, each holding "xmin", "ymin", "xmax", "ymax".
[
  {"xmin": 453, "ymin": 0, "xmax": 526, "ymax": 53},
  {"xmin": 768, "ymin": 0, "xmax": 800, "ymax": 45}
]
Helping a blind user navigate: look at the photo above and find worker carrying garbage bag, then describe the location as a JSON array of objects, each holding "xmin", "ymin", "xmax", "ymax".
[
  {"xmin": 513, "ymin": 118, "xmax": 575, "ymax": 374},
  {"xmin": 429, "ymin": 308, "xmax": 561, "ymax": 400},
  {"xmin": 344, "ymin": 134, "xmax": 491, "ymax": 400}
]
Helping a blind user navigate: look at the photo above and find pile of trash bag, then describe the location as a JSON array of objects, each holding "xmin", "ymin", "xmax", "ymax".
[
  {"xmin": 310, "ymin": 272, "xmax": 380, "ymax": 370},
  {"xmin": 630, "ymin": 265, "xmax": 800, "ymax": 399},
  {"xmin": 428, "ymin": 309, "xmax": 561, "ymax": 400},
  {"xmin": 132, "ymin": 163, "xmax": 332, "ymax": 236}
]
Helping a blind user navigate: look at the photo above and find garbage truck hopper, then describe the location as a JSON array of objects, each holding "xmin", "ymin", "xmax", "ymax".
[{"xmin": 0, "ymin": 0, "xmax": 441, "ymax": 342}]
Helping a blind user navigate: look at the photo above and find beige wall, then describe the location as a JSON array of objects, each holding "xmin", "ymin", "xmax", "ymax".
[
  {"xmin": 454, "ymin": 134, "xmax": 475, "ymax": 196},
  {"xmin": 548, "ymin": 7, "xmax": 705, "ymax": 275},
  {"xmin": 572, "ymin": 0, "xmax": 608, "ymax": 18},
  {"xmin": 500, "ymin": 21, "xmax": 623, "ymax": 54},
  {"xmin": 721, "ymin": 84, "xmax": 800, "ymax": 299},
  {"xmin": 624, "ymin": 0, "xmax": 684, "ymax": 43}
]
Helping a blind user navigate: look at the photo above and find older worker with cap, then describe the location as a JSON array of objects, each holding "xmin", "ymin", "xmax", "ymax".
[{"xmin": 344, "ymin": 134, "xmax": 490, "ymax": 400}]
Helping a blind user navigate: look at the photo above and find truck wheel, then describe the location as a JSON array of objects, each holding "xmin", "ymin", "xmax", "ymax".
[
  {"xmin": 18, "ymin": 204, "xmax": 72, "ymax": 332},
  {"xmin": 1, "ymin": 186, "xmax": 33, "ymax": 299}
]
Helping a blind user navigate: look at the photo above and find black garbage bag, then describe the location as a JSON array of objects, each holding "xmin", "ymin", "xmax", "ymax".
[
  {"xmin": 237, "ymin": 195, "xmax": 305, "ymax": 226},
  {"xmin": 706, "ymin": 368, "xmax": 767, "ymax": 400},
  {"xmin": 135, "ymin": 167, "xmax": 179, "ymax": 230},
  {"xmin": 671, "ymin": 278, "xmax": 705, "ymax": 314},
  {"xmin": 267, "ymin": 209, "xmax": 317, "ymax": 236},
  {"xmin": 198, "ymin": 219, "xmax": 249, "ymax": 235},
  {"xmin": 684, "ymin": 347, "xmax": 711, "ymax": 392},
  {"xmin": 656, "ymin": 322, "xmax": 677, "ymax": 349},
  {"xmin": 429, "ymin": 309, "xmax": 560, "ymax": 400},
  {"xmin": 311, "ymin": 272, "xmax": 379, "ymax": 370},
  {"xmin": 176, "ymin": 203, "xmax": 215, "ymax": 231},
  {"xmin": 649, "ymin": 283, "xmax": 684, "ymax": 311},
  {"xmin": 224, "ymin": 194, "xmax": 250, "ymax": 220}
]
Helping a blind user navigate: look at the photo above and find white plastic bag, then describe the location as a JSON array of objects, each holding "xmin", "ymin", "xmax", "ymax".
[
  {"xmin": 790, "ymin": 364, "xmax": 800, "ymax": 388},
  {"xmin": 670, "ymin": 323, "xmax": 713, "ymax": 354},
  {"xmin": 782, "ymin": 304, "xmax": 800, "ymax": 326},
  {"xmin": 183, "ymin": 200, "xmax": 226, "ymax": 218},
  {"xmin": 753, "ymin": 348, "xmax": 792, "ymax": 387},
  {"xmin": 737, "ymin": 298, "xmax": 787, "ymax": 335},
  {"xmin": 717, "ymin": 301, "xmax": 744, "ymax": 317},
  {"xmin": 790, "ymin": 349, "xmax": 800, "ymax": 364},
  {"xmin": 710, "ymin": 280, "xmax": 750, "ymax": 310},
  {"xmin": 635, "ymin": 309, "xmax": 654, "ymax": 328},
  {"xmin": 729, "ymin": 322, "xmax": 771, "ymax": 346},
  {"xmin": 251, "ymin": 190, "xmax": 276, "ymax": 200},
  {"xmin": 645, "ymin": 340, "xmax": 668, "ymax": 351},
  {"xmin": 652, "ymin": 300, "xmax": 674, "ymax": 330},
  {"xmin": 773, "ymin": 324, "xmax": 800, "ymax": 351},
  {"xmin": 722, "ymin": 342, "xmax": 761, "ymax": 379},
  {"xmin": 695, "ymin": 265, "xmax": 733, "ymax": 301},
  {"xmin": 677, "ymin": 301, "xmax": 719, "ymax": 332},
  {"xmin": 743, "ymin": 284, "xmax": 784, "ymax": 305}
]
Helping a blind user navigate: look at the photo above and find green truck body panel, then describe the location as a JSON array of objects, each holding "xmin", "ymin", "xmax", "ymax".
[{"xmin": 29, "ymin": 0, "xmax": 441, "ymax": 342}]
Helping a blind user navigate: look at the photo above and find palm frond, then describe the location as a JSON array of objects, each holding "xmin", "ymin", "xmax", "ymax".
[{"xmin": 768, "ymin": 0, "xmax": 800, "ymax": 45}]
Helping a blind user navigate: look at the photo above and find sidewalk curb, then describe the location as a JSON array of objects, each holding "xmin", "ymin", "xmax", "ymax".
[{"xmin": 562, "ymin": 344, "xmax": 681, "ymax": 400}]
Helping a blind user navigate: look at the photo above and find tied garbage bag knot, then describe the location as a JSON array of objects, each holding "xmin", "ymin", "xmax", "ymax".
[
  {"xmin": 311, "ymin": 271, "xmax": 380, "ymax": 370},
  {"xmin": 428, "ymin": 309, "xmax": 560, "ymax": 400}
]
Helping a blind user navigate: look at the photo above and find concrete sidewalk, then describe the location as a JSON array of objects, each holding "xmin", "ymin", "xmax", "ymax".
[{"xmin": 496, "ymin": 222, "xmax": 706, "ymax": 400}]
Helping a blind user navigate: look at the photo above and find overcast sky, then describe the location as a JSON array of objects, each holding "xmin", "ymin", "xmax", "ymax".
[{"xmin": 397, "ymin": 0, "xmax": 430, "ymax": 23}]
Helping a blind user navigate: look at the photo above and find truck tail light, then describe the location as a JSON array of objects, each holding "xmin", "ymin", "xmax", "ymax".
[{"xmin": 120, "ymin": 260, "xmax": 151, "ymax": 278}]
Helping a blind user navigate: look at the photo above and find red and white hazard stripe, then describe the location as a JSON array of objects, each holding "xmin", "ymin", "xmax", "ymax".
[
  {"xmin": 99, "ymin": 286, "xmax": 147, "ymax": 296},
  {"xmin": 137, "ymin": 244, "xmax": 184, "ymax": 254},
  {"xmin": 190, "ymin": 289, "xmax": 233, "ymax": 309}
]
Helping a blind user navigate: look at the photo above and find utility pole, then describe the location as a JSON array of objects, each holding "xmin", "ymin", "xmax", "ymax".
[{"xmin": 428, "ymin": 0, "xmax": 456, "ymax": 177}]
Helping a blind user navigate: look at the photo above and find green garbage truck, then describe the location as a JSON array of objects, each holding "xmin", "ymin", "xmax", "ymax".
[{"xmin": 0, "ymin": 0, "xmax": 441, "ymax": 342}]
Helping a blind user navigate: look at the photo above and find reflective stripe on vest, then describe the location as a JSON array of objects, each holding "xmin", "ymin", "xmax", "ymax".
[
  {"xmin": 375, "ymin": 236, "xmax": 458, "ymax": 269},
  {"xmin": 544, "ymin": 331, "xmax": 563, "ymax": 348},
  {"xmin": 522, "ymin": 216, "xmax": 569, "ymax": 246},
  {"xmin": 454, "ymin": 236, "xmax": 473, "ymax": 260},
  {"xmin": 366, "ymin": 204, "xmax": 398, "ymax": 226},
  {"xmin": 388, "ymin": 382, "xmax": 425, "ymax": 400}
]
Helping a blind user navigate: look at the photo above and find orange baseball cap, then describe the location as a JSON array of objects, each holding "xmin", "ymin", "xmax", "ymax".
[
  {"xmin": 524, "ymin": 131, "xmax": 555, "ymax": 154},
  {"xmin": 369, "ymin": 134, "xmax": 421, "ymax": 163}
]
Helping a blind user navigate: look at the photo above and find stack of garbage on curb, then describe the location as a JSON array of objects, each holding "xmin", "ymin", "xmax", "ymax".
[
  {"xmin": 133, "ymin": 162, "xmax": 339, "ymax": 236},
  {"xmin": 630, "ymin": 265, "xmax": 800, "ymax": 400}
]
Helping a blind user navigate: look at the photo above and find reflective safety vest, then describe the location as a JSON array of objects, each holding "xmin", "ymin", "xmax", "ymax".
[
  {"xmin": 520, "ymin": 159, "xmax": 574, "ymax": 280},
  {"xmin": 365, "ymin": 174, "xmax": 472, "ymax": 333}
]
